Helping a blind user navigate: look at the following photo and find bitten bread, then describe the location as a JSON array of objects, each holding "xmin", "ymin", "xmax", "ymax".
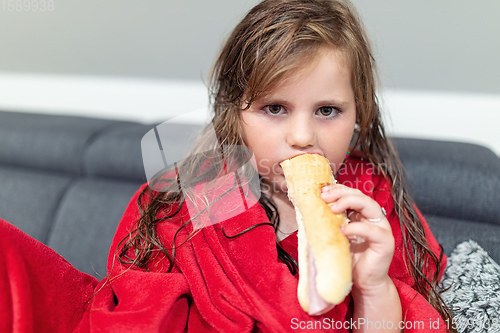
[{"xmin": 280, "ymin": 154, "xmax": 352, "ymax": 315}]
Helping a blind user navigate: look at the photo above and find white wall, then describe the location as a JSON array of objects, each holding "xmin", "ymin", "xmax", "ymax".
[
  {"xmin": 354, "ymin": 0, "xmax": 500, "ymax": 95},
  {"xmin": 0, "ymin": 0, "xmax": 499, "ymax": 153}
]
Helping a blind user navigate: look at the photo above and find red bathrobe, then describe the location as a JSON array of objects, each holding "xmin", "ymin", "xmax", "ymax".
[{"xmin": 1, "ymin": 156, "xmax": 449, "ymax": 332}]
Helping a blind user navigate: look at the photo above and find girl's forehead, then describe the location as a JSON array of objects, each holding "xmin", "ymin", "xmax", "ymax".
[{"xmin": 254, "ymin": 47, "xmax": 351, "ymax": 98}]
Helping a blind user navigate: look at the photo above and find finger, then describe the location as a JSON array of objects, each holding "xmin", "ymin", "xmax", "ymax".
[
  {"xmin": 346, "ymin": 207, "xmax": 388, "ymax": 223},
  {"xmin": 321, "ymin": 184, "xmax": 364, "ymax": 200},
  {"xmin": 322, "ymin": 184, "xmax": 387, "ymax": 223},
  {"xmin": 328, "ymin": 194, "xmax": 384, "ymax": 222},
  {"xmin": 341, "ymin": 222, "xmax": 394, "ymax": 251}
]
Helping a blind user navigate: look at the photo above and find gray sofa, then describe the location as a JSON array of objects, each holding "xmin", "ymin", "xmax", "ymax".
[{"xmin": 1, "ymin": 109, "xmax": 499, "ymax": 278}]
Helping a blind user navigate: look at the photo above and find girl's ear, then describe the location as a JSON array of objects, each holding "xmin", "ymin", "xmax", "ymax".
[{"xmin": 241, "ymin": 100, "xmax": 251, "ymax": 110}]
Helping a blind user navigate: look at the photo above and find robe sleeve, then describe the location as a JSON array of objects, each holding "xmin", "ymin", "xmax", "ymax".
[
  {"xmin": 371, "ymin": 170, "xmax": 449, "ymax": 333},
  {"xmin": 0, "ymin": 218, "xmax": 98, "ymax": 333}
]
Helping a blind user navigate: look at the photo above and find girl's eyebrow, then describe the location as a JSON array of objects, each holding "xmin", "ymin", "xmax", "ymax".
[
  {"xmin": 315, "ymin": 99, "xmax": 350, "ymax": 109},
  {"xmin": 255, "ymin": 98, "xmax": 289, "ymax": 106}
]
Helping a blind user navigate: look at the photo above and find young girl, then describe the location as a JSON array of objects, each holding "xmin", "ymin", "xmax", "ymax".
[
  {"xmin": 0, "ymin": 0, "xmax": 455, "ymax": 332},
  {"xmin": 81, "ymin": 0, "xmax": 456, "ymax": 331}
]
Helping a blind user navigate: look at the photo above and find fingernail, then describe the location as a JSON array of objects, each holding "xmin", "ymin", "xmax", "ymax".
[
  {"xmin": 321, "ymin": 185, "xmax": 331, "ymax": 193},
  {"xmin": 348, "ymin": 235, "xmax": 365, "ymax": 244}
]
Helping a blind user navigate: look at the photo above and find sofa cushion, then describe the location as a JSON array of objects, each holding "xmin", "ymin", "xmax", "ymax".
[
  {"xmin": 426, "ymin": 215, "xmax": 500, "ymax": 264},
  {"xmin": 0, "ymin": 110, "xmax": 134, "ymax": 175},
  {"xmin": 84, "ymin": 123, "xmax": 153, "ymax": 182},
  {"xmin": 0, "ymin": 166, "xmax": 73, "ymax": 243},
  {"xmin": 84, "ymin": 121, "xmax": 205, "ymax": 182},
  {"xmin": 47, "ymin": 179, "xmax": 143, "ymax": 277},
  {"xmin": 393, "ymin": 138, "xmax": 500, "ymax": 226}
]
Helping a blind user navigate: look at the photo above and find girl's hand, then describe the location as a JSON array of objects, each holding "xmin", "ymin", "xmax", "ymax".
[
  {"xmin": 322, "ymin": 184, "xmax": 402, "ymax": 332},
  {"xmin": 320, "ymin": 184, "xmax": 395, "ymax": 295}
]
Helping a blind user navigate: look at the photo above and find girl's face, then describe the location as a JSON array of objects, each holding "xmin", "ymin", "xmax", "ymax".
[{"xmin": 240, "ymin": 48, "xmax": 356, "ymax": 196}]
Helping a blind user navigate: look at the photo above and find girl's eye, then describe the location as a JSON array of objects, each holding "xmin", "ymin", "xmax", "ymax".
[
  {"xmin": 317, "ymin": 106, "xmax": 339, "ymax": 117},
  {"xmin": 264, "ymin": 104, "xmax": 284, "ymax": 115}
]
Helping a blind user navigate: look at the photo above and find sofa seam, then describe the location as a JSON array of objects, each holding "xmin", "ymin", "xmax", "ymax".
[
  {"xmin": 80, "ymin": 121, "xmax": 139, "ymax": 177},
  {"xmin": 43, "ymin": 176, "xmax": 79, "ymax": 245}
]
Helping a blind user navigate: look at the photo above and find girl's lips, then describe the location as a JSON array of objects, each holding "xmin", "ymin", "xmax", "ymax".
[{"xmin": 282, "ymin": 152, "xmax": 325, "ymax": 162}]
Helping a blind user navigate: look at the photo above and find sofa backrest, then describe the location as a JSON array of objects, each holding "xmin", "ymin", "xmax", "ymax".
[
  {"xmin": 393, "ymin": 138, "xmax": 500, "ymax": 262},
  {"xmin": 1, "ymin": 110, "xmax": 499, "ymax": 277},
  {"xmin": 0, "ymin": 110, "xmax": 199, "ymax": 277}
]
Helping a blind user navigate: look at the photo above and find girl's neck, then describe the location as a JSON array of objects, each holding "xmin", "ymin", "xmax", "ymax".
[{"xmin": 269, "ymin": 190, "xmax": 298, "ymax": 241}]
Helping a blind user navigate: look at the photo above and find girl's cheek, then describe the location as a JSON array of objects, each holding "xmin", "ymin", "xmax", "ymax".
[{"xmin": 254, "ymin": 158, "xmax": 270, "ymax": 177}]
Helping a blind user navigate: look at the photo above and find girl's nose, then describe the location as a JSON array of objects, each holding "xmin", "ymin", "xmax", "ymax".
[{"xmin": 286, "ymin": 113, "xmax": 316, "ymax": 148}]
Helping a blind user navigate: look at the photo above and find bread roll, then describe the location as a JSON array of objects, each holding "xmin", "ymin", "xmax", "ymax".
[{"xmin": 280, "ymin": 154, "xmax": 352, "ymax": 315}]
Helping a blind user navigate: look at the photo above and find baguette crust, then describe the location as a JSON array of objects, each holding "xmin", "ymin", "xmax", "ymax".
[{"xmin": 280, "ymin": 154, "xmax": 352, "ymax": 313}]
